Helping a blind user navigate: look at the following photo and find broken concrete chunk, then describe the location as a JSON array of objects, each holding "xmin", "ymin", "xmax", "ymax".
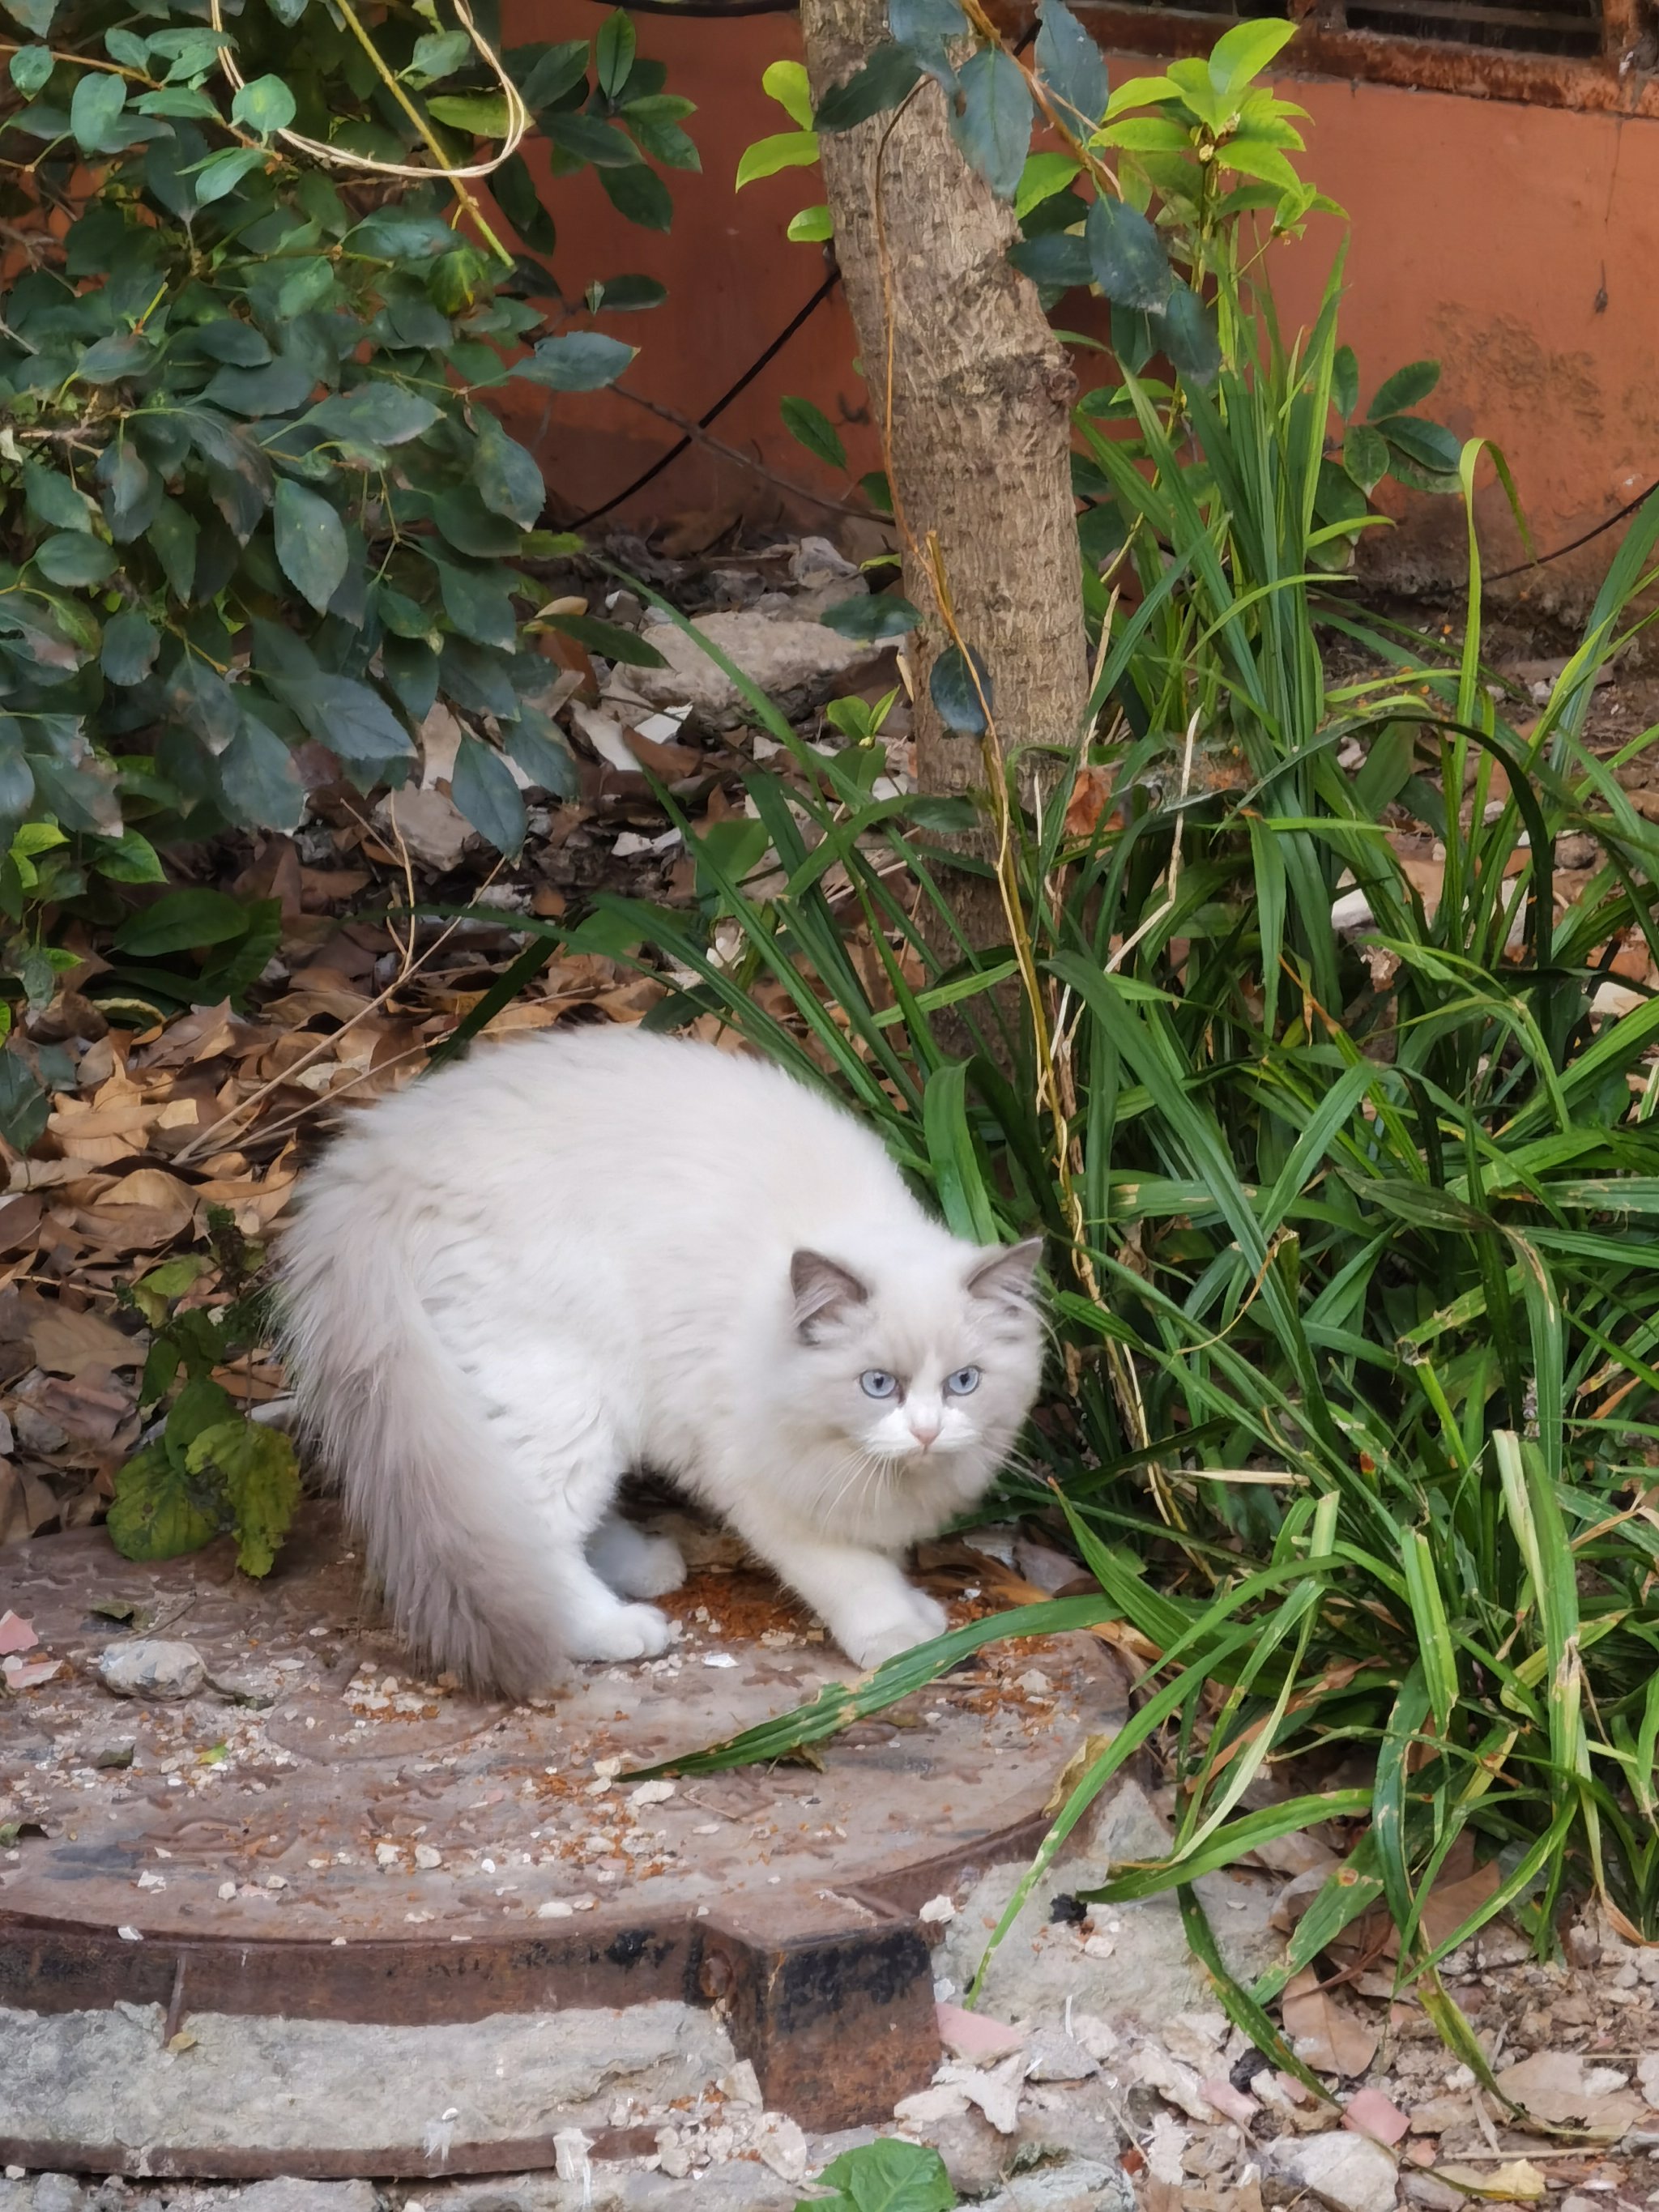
[
  {"xmin": 96, "ymin": 1639, "xmax": 206, "ymax": 1701},
  {"xmin": 607, "ymin": 610, "xmax": 885, "ymax": 723},
  {"xmin": 1266, "ymin": 2129, "xmax": 1399, "ymax": 2212},
  {"xmin": 1024, "ymin": 2028, "xmax": 1099, "ymax": 2083}
]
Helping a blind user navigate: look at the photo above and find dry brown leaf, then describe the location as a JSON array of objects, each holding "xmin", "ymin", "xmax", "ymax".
[
  {"xmin": 1281, "ymin": 1967, "xmax": 1380, "ymax": 2078},
  {"xmin": 28, "ymin": 1303, "xmax": 144, "ymax": 1376},
  {"xmin": 1434, "ymin": 2159, "xmax": 1546, "ymax": 2200},
  {"xmin": 1493, "ymin": 2051, "xmax": 1646, "ymax": 2137}
]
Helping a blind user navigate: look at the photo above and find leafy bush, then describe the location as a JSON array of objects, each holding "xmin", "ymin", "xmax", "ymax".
[
  {"xmin": 588, "ymin": 11, "xmax": 1659, "ymax": 2056},
  {"xmin": 0, "ymin": 0, "xmax": 690, "ymax": 1132}
]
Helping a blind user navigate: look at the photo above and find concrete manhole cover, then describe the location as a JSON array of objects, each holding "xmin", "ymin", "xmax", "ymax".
[{"xmin": 0, "ymin": 1507, "xmax": 1125, "ymax": 2179}]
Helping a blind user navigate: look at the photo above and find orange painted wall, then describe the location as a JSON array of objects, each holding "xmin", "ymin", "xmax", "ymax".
[{"xmin": 497, "ymin": 4, "xmax": 1659, "ymax": 609}]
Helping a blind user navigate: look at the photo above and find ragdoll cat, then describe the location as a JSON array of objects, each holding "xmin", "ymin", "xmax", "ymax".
[{"xmin": 279, "ymin": 1025, "xmax": 1044, "ymax": 1694}]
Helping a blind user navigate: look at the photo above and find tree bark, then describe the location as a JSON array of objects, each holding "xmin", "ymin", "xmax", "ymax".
[{"xmin": 800, "ymin": 0, "xmax": 1090, "ymax": 833}]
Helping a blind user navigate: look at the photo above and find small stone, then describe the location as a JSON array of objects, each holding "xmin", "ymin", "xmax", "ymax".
[
  {"xmin": 919, "ymin": 1894, "xmax": 957, "ymax": 1924},
  {"xmin": 96, "ymin": 1639, "xmax": 206, "ymax": 1702},
  {"xmin": 32, "ymin": 2176, "xmax": 83, "ymax": 2212},
  {"xmin": 1025, "ymin": 2029, "xmax": 1098, "ymax": 2083},
  {"xmin": 629, "ymin": 1779, "xmax": 676, "ymax": 1808},
  {"xmin": 536, "ymin": 1900, "xmax": 574, "ymax": 1919},
  {"xmin": 374, "ymin": 1842, "xmax": 401, "ymax": 1869},
  {"xmin": 216, "ymin": 1881, "xmax": 237, "ymax": 1901},
  {"xmin": 655, "ymin": 2128, "xmax": 692, "ymax": 2179},
  {"xmin": 1014, "ymin": 1669, "xmax": 1052, "ymax": 1696},
  {"xmin": 237, "ymin": 2184, "xmax": 377, "ymax": 2212},
  {"xmin": 413, "ymin": 1844, "xmax": 442, "ymax": 1870},
  {"xmin": 1267, "ymin": 2129, "xmax": 1399, "ymax": 2212},
  {"xmin": 608, "ymin": 608, "xmax": 887, "ymax": 723},
  {"xmin": 718, "ymin": 2059, "xmax": 762, "ymax": 2106},
  {"xmin": 1342, "ymin": 2087, "xmax": 1411, "ymax": 2146}
]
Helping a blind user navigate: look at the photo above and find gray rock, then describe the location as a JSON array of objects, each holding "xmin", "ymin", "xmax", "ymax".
[
  {"xmin": 1025, "ymin": 2030, "xmax": 1099, "ymax": 2083},
  {"xmin": 610, "ymin": 611, "xmax": 884, "ymax": 722},
  {"xmin": 32, "ymin": 2180, "xmax": 83, "ymax": 2212},
  {"xmin": 96, "ymin": 1641, "xmax": 205, "ymax": 1702},
  {"xmin": 979, "ymin": 2158, "xmax": 1133, "ymax": 2212},
  {"xmin": 1265, "ymin": 2129, "xmax": 1400, "ymax": 2212},
  {"xmin": 937, "ymin": 1780, "xmax": 1279, "ymax": 2031},
  {"xmin": 237, "ymin": 2185, "xmax": 375, "ymax": 2212}
]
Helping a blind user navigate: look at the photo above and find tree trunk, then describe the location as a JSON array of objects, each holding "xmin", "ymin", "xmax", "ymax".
[{"xmin": 800, "ymin": 0, "xmax": 1090, "ymax": 841}]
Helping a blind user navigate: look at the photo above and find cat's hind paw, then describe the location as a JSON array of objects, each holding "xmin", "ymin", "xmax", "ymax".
[
  {"xmin": 588, "ymin": 1516, "xmax": 689, "ymax": 1600},
  {"xmin": 567, "ymin": 1601, "xmax": 674, "ymax": 1663}
]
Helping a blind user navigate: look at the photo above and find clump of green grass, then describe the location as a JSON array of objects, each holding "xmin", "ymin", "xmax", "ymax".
[{"xmin": 553, "ymin": 128, "xmax": 1659, "ymax": 2061}]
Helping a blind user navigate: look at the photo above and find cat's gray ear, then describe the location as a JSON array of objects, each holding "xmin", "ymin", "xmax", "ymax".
[
  {"xmin": 791, "ymin": 1249, "xmax": 869, "ymax": 1339},
  {"xmin": 967, "ymin": 1238, "xmax": 1044, "ymax": 1311}
]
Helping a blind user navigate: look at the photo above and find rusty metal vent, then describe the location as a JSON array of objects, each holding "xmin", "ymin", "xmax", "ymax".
[
  {"xmin": 1339, "ymin": 0, "xmax": 1601, "ymax": 58},
  {"xmin": 1102, "ymin": 0, "xmax": 1606, "ymax": 63}
]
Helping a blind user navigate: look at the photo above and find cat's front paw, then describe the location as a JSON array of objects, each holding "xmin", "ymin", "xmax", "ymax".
[
  {"xmin": 613, "ymin": 1533, "xmax": 687, "ymax": 1600},
  {"xmin": 834, "ymin": 1587, "xmax": 949, "ymax": 1672},
  {"xmin": 567, "ymin": 1602, "xmax": 673, "ymax": 1663}
]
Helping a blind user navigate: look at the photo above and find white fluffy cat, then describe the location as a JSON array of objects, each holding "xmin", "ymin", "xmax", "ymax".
[{"xmin": 279, "ymin": 1025, "xmax": 1044, "ymax": 1694}]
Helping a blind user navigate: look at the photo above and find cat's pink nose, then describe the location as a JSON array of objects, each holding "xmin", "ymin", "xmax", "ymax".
[{"xmin": 909, "ymin": 1418, "xmax": 940, "ymax": 1449}]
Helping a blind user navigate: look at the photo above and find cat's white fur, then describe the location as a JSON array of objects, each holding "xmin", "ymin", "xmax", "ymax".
[{"xmin": 279, "ymin": 1026, "xmax": 1043, "ymax": 1693}]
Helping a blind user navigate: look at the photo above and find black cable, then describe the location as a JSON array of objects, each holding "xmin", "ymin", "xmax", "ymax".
[
  {"xmin": 574, "ymin": 266, "xmax": 841, "ymax": 524},
  {"xmin": 1486, "ymin": 478, "xmax": 1659, "ymax": 584}
]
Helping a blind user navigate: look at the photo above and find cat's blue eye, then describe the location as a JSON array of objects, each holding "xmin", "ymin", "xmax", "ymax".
[
  {"xmin": 859, "ymin": 1369, "xmax": 898, "ymax": 1399},
  {"xmin": 947, "ymin": 1366, "xmax": 981, "ymax": 1396}
]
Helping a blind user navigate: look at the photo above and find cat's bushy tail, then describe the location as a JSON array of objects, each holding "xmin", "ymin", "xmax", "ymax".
[{"xmin": 278, "ymin": 1169, "xmax": 561, "ymax": 1699}]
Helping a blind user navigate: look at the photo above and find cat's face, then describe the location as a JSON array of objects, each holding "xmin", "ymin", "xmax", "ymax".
[{"xmin": 787, "ymin": 1239, "xmax": 1045, "ymax": 1481}]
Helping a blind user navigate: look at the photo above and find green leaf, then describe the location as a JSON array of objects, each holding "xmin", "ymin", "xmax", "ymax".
[
  {"xmin": 504, "ymin": 717, "xmax": 579, "ymax": 799},
  {"xmin": 948, "ymin": 46, "xmax": 1031, "ymax": 202},
  {"xmin": 405, "ymin": 28, "xmax": 469, "ymax": 82},
  {"xmin": 472, "ymin": 411, "xmax": 544, "ymax": 529},
  {"xmin": 433, "ymin": 559, "xmax": 517, "ymax": 650},
  {"xmin": 1379, "ymin": 414, "xmax": 1461, "ymax": 474},
  {"xmin": 1159, "ymin": 283, "xmax": 1221, "ymax": 386},
  {"xmin": 307, "ymin": 386, "xmax": 441, "ymax": 447},
  {"xmin": 761, "ymin": 58, "xmax": 812, "ymax": 127},
  {"xmin": 101, "ymin": 611, "xmax": 161, "ymax": 686},
  {"xmin": 787, "ymin": 204, "xmax": 834, "ymax": 243},
  {"xmin": 1008, "ymin": 232, "xmax": 1090, "ymax": 290},
  {"xmin": 544, "ymin": 109, "xmax": 638, "ymax": 166},
  {"xmin": 147, "ymin": 497, "xmax": 199, "ymax": 600},
  {"xmin": 492, "ymin": 148, "xmax": 557, "ymax": 255},
  {"xmin": 33, "ymin": 532, "xmax": 117, "ymax": 586},
  {"xmin": 274, "ymin": 674, "xmax": 413, "ymax": 782},
  {"xmin": 780, "ymin": 394, "xmax": 847, "ymax": 472},
  {"xmin": 231, "ymin": 73, "xmax": 296, "ymax": 138},
  {"xmin": 1332, "ymin": 342, "xmax": 1359, "ymax": 420},
  {"xmin": 273, "ymin": 478, "xmax": 348, "ymax": 615},
  {"xmin": 450, "ymin": 734, "xmax": 527, "ymax": 856},
  {"xmin": 929, "ymin": 642, "xmax": 992, "ymax": 735},
  {"xmin": 595, "ymin": 8, "xmax": 636, "ymax": 100},
  {"xmin": 736, "ymin": 130, "xmax": 820, "ymax": 188},
  {"xmin": 820, "ymin": 593, "xmax": 919, "ymax": 643},
  {"xmin": 518, "ymin": 39, "xmax": 587, "ymax": 109},
  {"xmin": 889, "ymin": 0, "xmax": 964, "ymax": 83},
  {"xmin": 517, "ymin": 330, "xmax": 637, "ymax": 391},
  {"xmin": 70, "ymin": 70, "xmax": 126, "ymax": 153},
  {"xmin": 540, "ymin": 611, "xmax": 667, "ymax": 667},
  {"xmin": 1342, "ymin": 421, "xmax": 1390, "ymax": 494},
  {"xmin": 88, "ymin": 829, "xmax": 165, "ymax": 884},
  {"xmin": 107, "ymin": 1439, "xmax": 224, "ymax": 1563},
  {"xmin": 193, "ymin": 147, "xmax": 270, "ymax": 204},
  {"xmin": 22, "ymin": 462, "xmax": 94, "ymax": 532},
  {"xmin": 185, "ymin": 1418, "xmax": 301, "ymax": 1577},
  {"xmin": 114, "ymin": 888, "xmax": 250, "ymax": 956},
  {"xmin": 815, "ymin": 41, "xmax": 923, "ymax": 132},
  {"xmin": 426, "ymin": 92, "xmax": 510, "ymax": 135},
  {"xmin": 1207, "ymin": 16, "xmax": 1295, "ymax": 94},
  {"xmin": 598, "ymin": 161, "xmax": 673, "ymax": 230},
  {"xmin": 9, "ymin": 45, "xmax": 53, "ymax": 95},
  {"xmin": 0, "ymin": 1051, "xmax": 48, "ymax": 1154},
  {"xmin": 586, "ymin": 273, "xmax": 667, "ymax": 312},
  {"xmin": 804, "ymin": 2138, "xmax": 956, "ymax": 2211},
  {"xmin": 1035, "ymin": 0, "xmax": 1110, "ymax": 129},
  {"xmin": 219, "ymin": 718, "xmax": 305, "ymax": 832},
  {"xmin": 1367, "ymin": 358, "xmax": 1441, "ymax": 420},
  {"xmin": 1085, "ymin": 195, "xmax": 1172, "ymax": 310},
  {"xmin": 0, "ymin": 0, "xmax": 56, "ymax": 38},
  {"xmin": 1015, "ymin": 149, "xmax": 1081, "ymax": 219}
]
